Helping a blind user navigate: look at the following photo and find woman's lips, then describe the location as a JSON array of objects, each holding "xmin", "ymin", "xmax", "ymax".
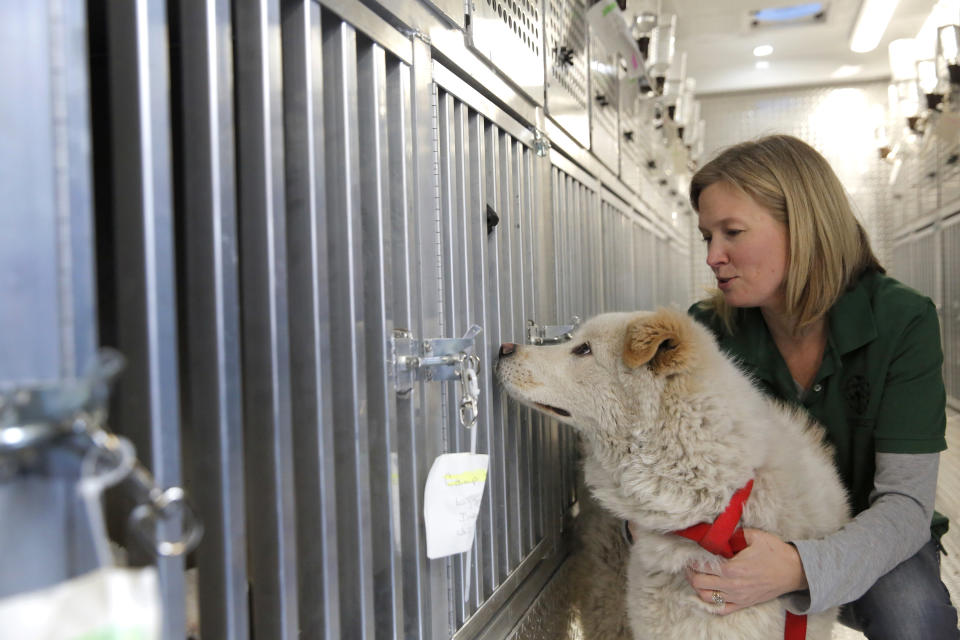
[{"xmin": 717, "ymin": 276, "xmax": 736, "ymax": 291}]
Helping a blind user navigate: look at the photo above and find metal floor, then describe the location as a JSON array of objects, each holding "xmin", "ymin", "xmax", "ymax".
[{"xmin": 832, "ymin": 409, "xmax": 960, "ymax": 640}]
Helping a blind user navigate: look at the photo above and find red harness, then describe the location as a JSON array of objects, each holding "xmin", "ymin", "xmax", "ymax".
[{"xmin": 673, "ymin": 479, "xmax": 807, "ymax": 640}]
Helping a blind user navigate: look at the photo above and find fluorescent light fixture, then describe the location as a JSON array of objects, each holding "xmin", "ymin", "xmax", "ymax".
[
  {"xmin": 755, "ymin": 60, "xmax": 770, "ymax": 69},
  {"xmin": 831, "ymin": 64, "xmax": 862, "ymax": 78},
  {"xmin": 753, "ymin": 3, "xmax": 824, "ymax": 23},
  {"xmin": 850, "ymin": 0, "xmax": 900, "ymax": 53},
  {"xmin": 753, "ymin": 44, "xmax": 774, "ymax": 56}
]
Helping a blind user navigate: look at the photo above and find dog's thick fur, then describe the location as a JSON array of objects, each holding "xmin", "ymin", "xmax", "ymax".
[{"xmin": 496, "ymin": 309, "xmax": 850, "ymax": 640}]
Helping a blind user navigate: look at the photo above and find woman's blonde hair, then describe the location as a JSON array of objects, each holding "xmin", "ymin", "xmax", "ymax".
[{"xmin": 689, "ymin": 134, "xmax": 883, "ymax": 332}]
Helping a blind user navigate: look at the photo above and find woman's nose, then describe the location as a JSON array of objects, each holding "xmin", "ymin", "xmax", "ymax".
[{"xmin": 705, "ymin": 242, "xmax": 727, "ymax": 268}]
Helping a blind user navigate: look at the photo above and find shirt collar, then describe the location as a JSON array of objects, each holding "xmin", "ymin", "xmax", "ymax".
[
  {"xmin": 826, "ymin": 276, "xmax": 878, "ymax": 356},
  {"xmin": 724, "ymin": 273, "xmax": 878, "ymax": 375}
]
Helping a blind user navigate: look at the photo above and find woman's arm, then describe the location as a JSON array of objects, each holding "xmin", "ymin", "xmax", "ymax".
[
  {"xmin": 786, "ymin": 451, "xmax": 939, "ymax": 614},
  {"xmin": 684, "ymin": 452, "xmax": 939, "ymax": 614}
]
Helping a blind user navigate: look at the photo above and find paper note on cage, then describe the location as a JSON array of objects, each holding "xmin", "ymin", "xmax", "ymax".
[{"xmin": 423, "ymin": 452, "xmax": 489, "ymax": 559}]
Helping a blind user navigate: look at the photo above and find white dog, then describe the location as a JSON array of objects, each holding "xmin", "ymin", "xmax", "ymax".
[{"xmin": 496, "ymin": 308, "xmax": 850, "ymax": 640}]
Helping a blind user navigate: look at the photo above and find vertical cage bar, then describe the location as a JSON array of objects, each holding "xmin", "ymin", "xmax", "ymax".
[
  {"xmin": 485, "ymin": 121, "xmax": 511, "ymax": 585},
  {"xmin": 409, "ymin": 37, "xmax": 451, "ymax": 640},
  {"xmin": 469, "ymin": 111, "xmax": 500, "ymax": 601},
  {"xmin": 279, "ymin": 2, "xmax": 342, "ymax": 637},
  {"xmin": 173, "ymin": 0, "xmax": 250, "ymax": 637},
  {"xmin": 357, "ymin": 36, "xmax": 405, "ymax": 639},
  {"xmin": 497, "ymin": 130, "xmax": 523, "ymax": 573},
  {"xmin": 322, "ymin": 18, "xmax": 377, "ymax": 640},
  {"xmin": 386, "ymin": 55, "xmax": 432, "ymax": 639},
  {"xmin": 103, "ymin": 1, "xmax": 186, "ymax": 637},
  {"xmin": 233, "ymin": 0, "xmax": 300, "ymax": 636}
]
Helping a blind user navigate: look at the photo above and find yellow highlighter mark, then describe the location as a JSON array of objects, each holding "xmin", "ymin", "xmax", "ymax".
[{"xmin": 444, "ymin": 469, "xmax": 487, "ymax": 486}]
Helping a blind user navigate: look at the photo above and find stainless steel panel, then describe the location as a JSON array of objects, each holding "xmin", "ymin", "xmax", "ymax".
[
  {"xmin": 468, "ymin": 0, "xmax": 545, "ymax": 107},
  {"xmin": 0, "ymin": 1, "xmax": 61, "ymax": 385},
  {"xmin": 588, "ymin": 35, "xmax": 619, "ymax": 174},
  {"xmin": 940, "ymin": 142, "xmax": 960, "ymax": 209},
  {"xmin": 544, "ymin": 0, "xmax": 590, "ymax": 147},
  {"xmin": 421, "ymin": 0, "xmax": 466, "ymax": 29},
  {"xmin": 944, "ymin": 216, "xmax": 960, "ymax": 403},
  {"xmin": 619, "ymin": 75, "xmax": 642, "ymax": 191},
  {"xmin": 173, "ymin": 0, "xmax": 251, "ymax": 637},
  {"xmin": 234, "ymin": 0, "xmax": 300, "ymax": 637},
  {"xmin": 920, "ymin": 142, "xmax": 940, "ymax": 217},
  {"xmin": 0, "ymin": 0, "xmax": 100, "ymax": 602},
  {"xmin": 1, "ymin": 0, "xmax": 96, "ymax": 386}
]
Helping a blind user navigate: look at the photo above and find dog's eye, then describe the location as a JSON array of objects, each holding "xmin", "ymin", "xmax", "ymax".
[{"xmin": 571, "ymin": 342, "xmax": 592, "ymax": 356}]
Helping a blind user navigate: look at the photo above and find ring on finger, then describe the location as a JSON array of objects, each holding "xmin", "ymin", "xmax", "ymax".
[{"xmin": 711, "ymin": 590, "xmax": 725, "ymax": 608}]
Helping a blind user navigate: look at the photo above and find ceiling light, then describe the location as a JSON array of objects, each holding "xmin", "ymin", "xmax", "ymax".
[
  {"xmin": 752, "ymin": 3, "xmax": 824, "ymax": 24},
  {"xmin": 755, "ymin": 60, "xmax": 770, "ymax": 69},
  {"xmin": 753, "ymin": 44, "xmax": 774, "ymax": 56},
  {"xmin": 850, "ymin": 0, "xmax": 901, "ymax": 53},
  {"xmin": 831, "ymin": 65, "xmax": 862, "ymax": 78}
]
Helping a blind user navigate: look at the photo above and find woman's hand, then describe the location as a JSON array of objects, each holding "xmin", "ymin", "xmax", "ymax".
[{"xmin": 684, "ymin": 529, "xmax": 808, "ymax": 615}]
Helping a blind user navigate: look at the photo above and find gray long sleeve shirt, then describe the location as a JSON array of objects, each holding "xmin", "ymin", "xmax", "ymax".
[{"xmin": 786, "ymin": 452, "xmax": 940, "ymax": 614}]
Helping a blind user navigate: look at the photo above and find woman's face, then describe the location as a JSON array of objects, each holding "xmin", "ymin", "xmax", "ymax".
[{"xmin": 697, "ymin": 181, "xmax": 790, "ymax": 312}]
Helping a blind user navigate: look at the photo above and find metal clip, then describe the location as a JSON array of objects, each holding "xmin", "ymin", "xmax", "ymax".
[
  {"xmin": 457, "ymin": 353, "xmax": 481, "ymax": 428},
  {"xmin": 526, "ymin": 317, "xmax": 580, "ymax": 345},
  {"xmin": 391, "ymin": 325, "xmax": 483, "ymax": 396},
  {"xmin": 532, "ymin": 128, "xmax": 551, "ymax": 157},
  {"xmin": 0, "ymin": 349, "xmax": 125, "ymax": 452},
  {"xmin": 0, "ymin": 350, "xmax": 203, "ymax": 558},
  {"xmin": 80, "ymin": 420, "xmax": 204, "ymax": 558}
]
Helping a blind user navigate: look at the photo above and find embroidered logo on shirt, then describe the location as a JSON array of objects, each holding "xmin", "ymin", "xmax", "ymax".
[{"xmin": 843, "ymin": 375, "xmax": 870, "ymax": 415}]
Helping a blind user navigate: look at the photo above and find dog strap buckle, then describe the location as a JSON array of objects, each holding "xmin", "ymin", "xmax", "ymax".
[{"xmin": 526, "ymin": 317, "xmax": 580, "ymax": 345}]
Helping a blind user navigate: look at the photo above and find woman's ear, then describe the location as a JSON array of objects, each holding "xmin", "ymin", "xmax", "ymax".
[{"xmin": 622, "ymin": 309, "xmax": 696, "ymax": 375}]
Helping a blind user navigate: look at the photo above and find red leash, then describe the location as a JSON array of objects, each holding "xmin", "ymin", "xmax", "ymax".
[{"xmin": 673, "ymin": 479, "xmax": 807, "ymax": 640}]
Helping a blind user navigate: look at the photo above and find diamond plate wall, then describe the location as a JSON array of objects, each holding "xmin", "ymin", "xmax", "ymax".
[{"xmin": 694, "ymin": 83, "xmax": 893, "ymax": 298}]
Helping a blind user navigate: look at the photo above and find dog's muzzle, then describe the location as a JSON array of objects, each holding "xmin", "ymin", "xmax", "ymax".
[{"xmin": 499, "ymin": 343, "xmax": 518, "ymax": 357}]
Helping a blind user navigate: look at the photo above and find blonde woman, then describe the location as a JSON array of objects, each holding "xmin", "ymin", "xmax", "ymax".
[{"xmin": 681, "ymin": 135, "xmax": 955, "ymax": 638}]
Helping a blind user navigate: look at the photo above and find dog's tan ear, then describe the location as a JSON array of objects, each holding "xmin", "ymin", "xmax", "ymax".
[{"xmin": 622, "ymin": 309, "xmax": 695, "ymax": 375}]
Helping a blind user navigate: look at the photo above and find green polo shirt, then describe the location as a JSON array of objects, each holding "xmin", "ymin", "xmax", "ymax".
[{"xmin": 689, "ymin": 270, "xmax": 947, "ymax": 533}]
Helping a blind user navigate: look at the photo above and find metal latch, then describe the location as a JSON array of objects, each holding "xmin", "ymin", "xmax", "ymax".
[
  {"xmin": 392, "ymin": 325, "xmax": 482, "ymax": 395},
  {"xmin": 0, "ymin": 349, "xmax": 203, "ymax": 558},
  {"xmin": 526, "ymin": 317, "xmax": 580, "ymax": 345}
]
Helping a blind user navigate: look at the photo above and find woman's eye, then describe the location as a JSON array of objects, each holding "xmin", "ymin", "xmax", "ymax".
[
  {"xmin": 572, "ymin": 342, "xmax": 592, "ymax": 356},
  {"xmin": 725, "ymin": 229, "xmax": 743, "ymax": 237}
]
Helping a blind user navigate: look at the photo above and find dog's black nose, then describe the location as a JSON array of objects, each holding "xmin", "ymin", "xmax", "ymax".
[{"xmin": 499, "ymin": 343, "xmax": 518, "ymax": 357}]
